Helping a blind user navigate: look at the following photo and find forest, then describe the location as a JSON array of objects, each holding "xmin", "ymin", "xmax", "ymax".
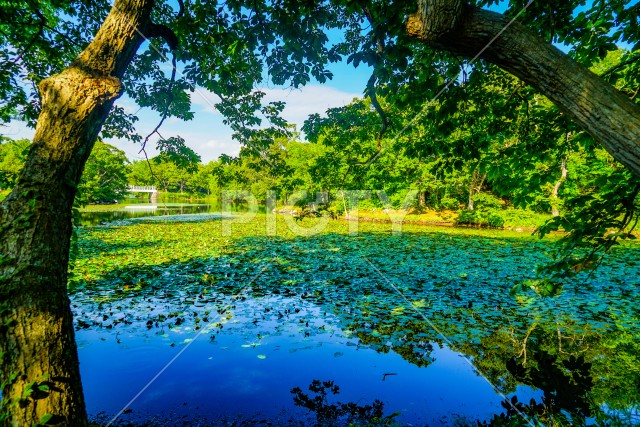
[
  {"xmin": 2, "ymin": 47, "xmax": 633, "ymax": 227},
  {"xmin": 1, "ymin": 0, "xmax": 640, "ymax": 426}
]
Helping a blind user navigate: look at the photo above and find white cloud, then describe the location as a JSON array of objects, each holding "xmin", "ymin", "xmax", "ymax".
[
  {"xmin": 1, "ymin": 121, "xmax": 34, "ymax": 141},
  {"xmin": 1, "ymin": 85, "xmax": 361, "ymax": 164},
  {"xmin": 189, "ymin": 89, "xmax": 223, "ymax": 115},
  {"xmin": 113, "ymin": 97, "xmax": 139, "ymax": 115},
  {"xmin": 190, "ymin": 84, "xmax": 361, "ymax": 131},
  {"xmin": 198, "ymin": 137, "xmax": 241, "ymax": 161},
  {"xmin": 108, "ymin": 131, "xmax": 240, "ymax": 164},
  {"xmin": 259, "ymin": 85, "xmax": 361, "ymax": 129}
]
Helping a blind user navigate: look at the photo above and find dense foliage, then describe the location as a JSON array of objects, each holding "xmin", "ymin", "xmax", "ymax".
[
  {"xmin": 2, "ymin": 1, "xmax": 640, "ymax": 424},
  {"xmin": 0, "ymin": 137, "xmax": 29, "ymax": 192},
  {"xmin": 1, "ymin": 0, "xmax": 639, "ymax": 271},
  {"xmin": 76, "ymin": 141, "xmax": 130, "ymax": 204},
  {"xmin": 0, "ymin": 139, "xmax": 130, "ymax": 204}
]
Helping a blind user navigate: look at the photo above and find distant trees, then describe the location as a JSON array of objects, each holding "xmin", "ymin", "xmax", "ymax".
[
  {"xmin": 0, "ymin": 94, "xmax": 625, "ymax": 220},
  {"xmin": 77, "ymin": 141, "xmax": 129, "ymax": 204},
  {"xmin": 1, "ymin": 138, "xmax": 130, "ymax": 204},
  {"xmin": 0, "ymin": 137, "xmax": 29, "ymax": 192},
  {"xmin": 1, "ymin": 0, "xmax": 639, "ymax": 422}
]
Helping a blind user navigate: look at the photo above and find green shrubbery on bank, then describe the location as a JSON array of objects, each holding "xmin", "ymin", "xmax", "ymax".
[{"xmin": 274, "ymin": 190, "xmax": 550, "ymax": 230}]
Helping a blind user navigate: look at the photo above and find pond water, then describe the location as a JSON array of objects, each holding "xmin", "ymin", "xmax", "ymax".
[
  {"xmin": 78, "ymin": 296, "xmax": 535, "ymax": 426},
  {"xmin": 71, "ymin": 213, "xmax": 640, "ymax": 426},
  {"xmin": 79, "ymin": 200, "xmax": 257, "ymax": 226}
]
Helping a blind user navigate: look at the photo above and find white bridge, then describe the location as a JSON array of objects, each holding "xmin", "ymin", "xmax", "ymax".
[
  {"xmin": 127, "ymin": 185, "xmax": 158, "ymax": 193},
  {"xmin": 127, "ymin": 185, "xmax": 158, "ymax": 200}
]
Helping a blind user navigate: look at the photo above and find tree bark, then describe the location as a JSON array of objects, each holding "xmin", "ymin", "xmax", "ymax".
[
  {"xmin": 466, "ymin": 168, "xmax": 486, "ymax": 211},
  {"xmin": 551, "ymin": 156, "xmax": 568, "ymax": 217},
  {"xmin": 0, "ymin": 1, "xmax": 154, "ymax": 425},
  {"xmin": 418, "ymin": 190, "xmax": 426, "ymax": 207},
  {"xmin": 407, "ymin": 1, "xmax": 640, "ymax": 177}
]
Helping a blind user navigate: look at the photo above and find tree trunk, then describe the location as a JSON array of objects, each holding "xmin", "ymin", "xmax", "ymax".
[
  {"xmin": 418, "ymin": 190, "xmax": 426, "ymax": 207},
  {"xmin": 0, "ymin": 1, "xmax": 154, "ymax": 425},
  {"xmin": 466, "ymin": 168, "xmax": 486, "ymax": 210},
  {"xmin": 551, "ymin": 156, "xmax": 568, "ymax": 217},
  {"xmin": 407, "ymin": 1, "xmax": 640, "ymax": 177}
]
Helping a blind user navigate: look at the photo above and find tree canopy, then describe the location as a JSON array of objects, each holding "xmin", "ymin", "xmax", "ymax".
[
  {"xmin": 3, "ymin": 1, "xmax": 638, "ymax": 158},
  {"xmin": 76, "ymin": 140, "xmax": 130, "ymax": 204}
]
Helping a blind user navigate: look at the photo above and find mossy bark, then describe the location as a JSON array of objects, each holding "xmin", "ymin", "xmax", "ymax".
[{"xmin": 0, "ymin": 1, "xmax": 154, "ymax": 424}]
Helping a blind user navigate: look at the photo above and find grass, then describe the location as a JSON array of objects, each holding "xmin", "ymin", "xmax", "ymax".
[{"xmin": 348, "ymin": 208, "xmax": 458, "ymax": 224}]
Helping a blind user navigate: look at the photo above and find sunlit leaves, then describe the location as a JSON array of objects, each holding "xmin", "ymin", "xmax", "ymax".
[
  {"xmin": 156, "ymin": 136, "xmax": 201, "ymax": 172},
  {"xmin": 0, "ymin": 137, "xmax": 30, "ymax": 190},
  {"xmin": 536, "ymin": 167, "xmax": 640, "ymax": 280},
  {"xmin": 76, "ymin": 141, "xmax": 129, "ymax": 204}
]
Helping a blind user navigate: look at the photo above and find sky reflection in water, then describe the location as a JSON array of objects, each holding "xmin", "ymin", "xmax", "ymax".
[{"xmin": 76, "ymin": 296, "xmax": 538, "ymax": 426}]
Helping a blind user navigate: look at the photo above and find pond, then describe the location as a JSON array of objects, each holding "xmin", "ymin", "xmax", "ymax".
[
  {"xmin": 78, "ymin": 199, "xmax": 259, "ymax": 226},
  {"xmin": 72, "ymin": 214, "xmax": 640, "ymax": 426}
]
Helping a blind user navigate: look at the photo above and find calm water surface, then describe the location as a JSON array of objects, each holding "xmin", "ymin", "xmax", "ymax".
[
  {"xmin": 79, "ymin": 200, "xmax": 251, "ymax": 226},
  {"xmin": 77, "ymin": 295, "xmax": 539, "ymax": 426},
  {"xmin": 73, "ymin": 206, "xmax": 640, "ymax": 426}
]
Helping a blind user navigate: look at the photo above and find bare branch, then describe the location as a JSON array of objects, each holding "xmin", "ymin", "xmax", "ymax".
[
  {"xmin": 139, "ymin": 21, "xmax": 180, "ymax": 155},
  {"xmin": 366, "ymin": 73, "xmax": 391, "ymax": 149},
  {"xmin": 145, "ymin": 23, "xmax": 179, "ymax": 50},
  {"xmin": 138, "ymin": 53, "xmax": 177, "ymax": 155},
  {"xmin": 176, "ymin": 0, "xmax": 185, "ymax": 18}
]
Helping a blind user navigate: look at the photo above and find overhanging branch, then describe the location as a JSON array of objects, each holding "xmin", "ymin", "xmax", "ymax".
[
  {"xmin": 139, "ymin": 19, "xmax": 180, "ymax": 155},
  {"xmin": 600, "ymin": 53, "xmax": 640, "ymax": 78},
  {"xmin": 366, "ymin": 73, "xmax": 390, "ymax": 149},
  {"xmin": 144, "ymin": 23, "xmax": 179, "ymax": 50},
  {"xmin": 407, "ymin": 0, "xmax": 640, "ymax": 178}
]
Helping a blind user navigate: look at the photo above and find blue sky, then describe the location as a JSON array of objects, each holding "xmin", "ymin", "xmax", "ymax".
[
  {"xmin": 2, "ymin": 0, "xmax": 636, "ymax": 163},
  {"xmin": 3, "ymin": 38, "xmax": 371, "ymax": 163}
]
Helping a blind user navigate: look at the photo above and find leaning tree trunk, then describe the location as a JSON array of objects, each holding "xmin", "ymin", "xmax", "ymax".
[
  {"xmin": 0, "ymin": 1, "xmax": 154, "ymax": 425},
  {"xmin": 407, "ymin": 0, "xmax": 640, "ymax": 178}
]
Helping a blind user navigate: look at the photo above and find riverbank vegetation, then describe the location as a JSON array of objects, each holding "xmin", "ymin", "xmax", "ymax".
[
  {"xmin": 0, "ymin": 53, "xmax": 630, "ymax": 232},
  {"xmin": 2, "ymin": 47, "xmax": 636, "ymax": 238}
]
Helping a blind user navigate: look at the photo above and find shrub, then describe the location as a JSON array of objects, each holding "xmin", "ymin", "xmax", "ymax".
[
  {"xmin": 472, "ymin": 192, "xmax": 503, "ymax": 210},
  {"xmin": 358, "ymin": 198, "xmax": 381, "ymax": 211},
  {"xmin": 456, "ymin": 209, "xmax": 504, "ymax": 229},
  {"xmin": 439, "ymin": 195, "xmax": 461, "ymax": 210}
]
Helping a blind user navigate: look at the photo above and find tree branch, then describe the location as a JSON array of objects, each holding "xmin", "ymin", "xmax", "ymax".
[
  {"xmin": 139, "ymin": 53, "xmax": 177, "ymax": 155},
  {"xmin": 22, "ymin": 0, "xmax": 83, "ymax": 52},
  {"xmin": 13, "ymin": 0, "xmax": 46, "ymax": 63},
  {"xmin": 600, "ymin": 53, "xmax": 640, "ymax": 78},
  {"xmin": 138, "ymin": 20, "xmax": 180, "ymax": 155},
  {"xmin": 177, "ymin": 0, "xmax": 185, "ymax": 18},
  {"xmin": 366, "ymin": 73, "xmax": 390, "ymax": 149},
  {"xmin": 407, "ymin": 0, "xmax": 640, "ymax": 178},
  {"xmin": 503, "ymin": 80, "xmax": 526, "ymax": 106},
  {"xmin": 144, "ymin": 23, "xmax": 179, "ymax": 50},
  {"xmin": 360, "ymin": 4, "xmax": 390, "ymax": 150}
]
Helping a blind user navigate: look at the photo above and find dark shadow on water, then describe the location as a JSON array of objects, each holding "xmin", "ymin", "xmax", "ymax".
[{"xmin": 73, "ymin": 232, "xmax": 640, "ymax": 426}]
